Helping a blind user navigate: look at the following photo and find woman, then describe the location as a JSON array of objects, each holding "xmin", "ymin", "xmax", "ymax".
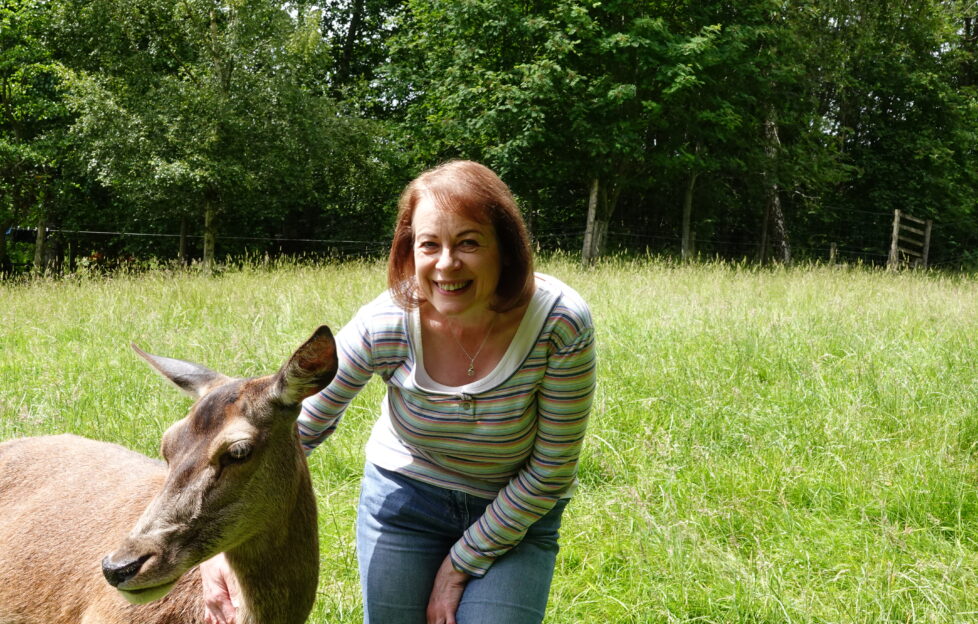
[{"xmin": 202, "ymin": 160, "xmax": 596, "ymax": 624}]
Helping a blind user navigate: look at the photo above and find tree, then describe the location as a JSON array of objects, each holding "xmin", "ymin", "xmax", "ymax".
[
  {"xmin": 57, "ymin": 0, "xmax": 380, "ymax": 272},
  {"xmin": 792, "ymin": 0, "xmax": 978, "ymax": 263},
  {"xmin": 389, "ymin": 0, "xmax": 733, "ymax": 262},
  {"xmin": 0, "ymin": 0, "xmax": 72, "ymax": 274}
]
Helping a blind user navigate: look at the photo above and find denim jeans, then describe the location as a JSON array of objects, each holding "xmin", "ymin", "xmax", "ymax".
[{"xmin": 356, "ymin": 462, "xmax": 568, "ymax": 624}]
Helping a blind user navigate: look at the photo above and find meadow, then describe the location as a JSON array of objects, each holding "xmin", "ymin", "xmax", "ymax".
[{"xmin": 3, "ymin": 257, "xmax": 978, "ymax": 623}]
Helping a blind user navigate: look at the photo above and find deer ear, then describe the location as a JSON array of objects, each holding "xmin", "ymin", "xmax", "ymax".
[
  {"xmin": 132, "ymin": 344, "xmax": 231, "ymax": 399},
  {"xmin": 274, "ymin": 326, "xmax": 338, "ymax": 408}
]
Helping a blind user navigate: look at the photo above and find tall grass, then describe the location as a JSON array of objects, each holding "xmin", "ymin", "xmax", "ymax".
[{"xmin": 3, "ymin": 258, "xmax": 978, "ymax": 623}]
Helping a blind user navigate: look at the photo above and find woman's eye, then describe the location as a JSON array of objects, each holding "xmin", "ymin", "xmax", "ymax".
[{"xmin": 459, "ymin": 239, "xmax": 479, "ymax": 249}]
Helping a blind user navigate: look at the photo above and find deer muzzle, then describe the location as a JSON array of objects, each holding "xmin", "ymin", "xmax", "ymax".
[{"xmin": 101, "ymin": 549, "xmax": 178, "ymax": 605}]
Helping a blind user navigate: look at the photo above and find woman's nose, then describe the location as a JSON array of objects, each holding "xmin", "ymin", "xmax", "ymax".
[{"xmin": 436, "ymin": 247, "xmax": 459, "ymax": 270}]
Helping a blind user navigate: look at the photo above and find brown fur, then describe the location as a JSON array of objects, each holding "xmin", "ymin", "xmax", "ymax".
[
  {"xmin": 0, "ymin": 327, "xmax": 337, "ymax": 624},
  {"xmin": 0, "ymin": 435, "xmax": 203, "ymax": 624}
]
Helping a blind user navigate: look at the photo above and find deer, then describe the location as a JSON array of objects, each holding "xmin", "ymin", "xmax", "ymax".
[{"xmin": 0, "ymin": 325, "xmax": 337, "ymax": 624}]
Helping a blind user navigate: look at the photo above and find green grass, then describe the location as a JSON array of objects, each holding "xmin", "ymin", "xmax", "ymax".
[{"xmin": 4, "ymin": 257, "xmax": 978, "ymax": 623}]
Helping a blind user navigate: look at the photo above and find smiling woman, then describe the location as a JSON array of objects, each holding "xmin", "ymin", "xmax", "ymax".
[
  {"xmin": 200, "ymin": 160, "xmax": 597, "ymax": 624},
  {"xmin": 195, "ymin": 161, "xmax": 595, "ymax": 624}
]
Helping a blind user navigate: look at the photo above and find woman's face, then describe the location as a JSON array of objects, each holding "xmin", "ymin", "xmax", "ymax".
[{"xmin": 411, "ymin": 193, "xmax": 501, "ymax": 323}]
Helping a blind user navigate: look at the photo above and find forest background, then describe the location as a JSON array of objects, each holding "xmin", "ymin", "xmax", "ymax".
[{"xmin": 4, "ymin": 0, "xmax": 978, "ymax": 273}]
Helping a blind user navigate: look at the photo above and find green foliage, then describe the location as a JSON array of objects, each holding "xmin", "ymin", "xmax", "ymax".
[
  {"xmin": 35, "ymin": 0, "xmax": 398, "ymax": 265},
  {"xmin": 387, "ymin": 0, "xmax": 747, "ymax": 254},
  {"xmin": 59, "ymin": 1, "xmax": 345, "ymax": 199},
  {"xmin": 811, "ymin": 0, "xmax": 978, "ymax": 257},
  {"xmin": 3, "ymin": 0, "xmax": 978, "ymax": 269},
  {"xmin": 0, "ymin": 0, "xmax": 73, "ymax": 242}
]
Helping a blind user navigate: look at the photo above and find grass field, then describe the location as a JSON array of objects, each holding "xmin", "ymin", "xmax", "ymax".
[{"xmin": 3, "ymin": 257, "xmax": 978, "ymax": 623}]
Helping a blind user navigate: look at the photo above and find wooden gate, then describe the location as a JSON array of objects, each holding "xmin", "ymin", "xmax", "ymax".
[{"xmin": 887, "ymin": 210, "xmax": 932, "ymax": 269}]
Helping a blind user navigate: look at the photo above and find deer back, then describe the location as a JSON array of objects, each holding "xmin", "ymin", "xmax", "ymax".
[{"xmin": 0, "ymin": 435, "xmax": 205, "ymax": 623}]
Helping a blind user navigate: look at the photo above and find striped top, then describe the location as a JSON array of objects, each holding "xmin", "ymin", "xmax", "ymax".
[{"xmin": 298, "ymin": 273, "xmax": 596, "ymax": 577}]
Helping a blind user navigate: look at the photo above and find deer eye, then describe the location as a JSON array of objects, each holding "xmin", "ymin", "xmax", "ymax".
[{"xmin": 222, "ymin": 441, "xmax": 254, "ymax": 466}]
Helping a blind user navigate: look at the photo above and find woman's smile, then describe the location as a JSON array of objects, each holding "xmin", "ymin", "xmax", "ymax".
[{"xmin": 434, "ymin": 280, "xmax": 472, "ymax": 293}]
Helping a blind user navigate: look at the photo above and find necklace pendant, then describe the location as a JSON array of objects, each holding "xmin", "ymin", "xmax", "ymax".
[{"xmin": 452, "ymin": 313, "xmax": 496, "ymax": 380}]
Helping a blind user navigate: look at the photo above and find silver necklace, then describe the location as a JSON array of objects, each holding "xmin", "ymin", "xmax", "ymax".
[{"xmin": 453, "ymin": 314, "xmax": 498, "ymax": 377}]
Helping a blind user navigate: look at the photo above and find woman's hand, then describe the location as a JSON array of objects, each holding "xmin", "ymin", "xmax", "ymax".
[
  {"xmin": 200, "ymin": 553, "xmax": 242, "ymax": 624},
  {"xmin": 426, "ymin": 555, "xmax": 470, "ymax": 624}
]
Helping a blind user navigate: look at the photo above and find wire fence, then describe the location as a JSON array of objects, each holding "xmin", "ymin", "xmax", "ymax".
[
  {"xmin": 0, "ymin": 225, "xmax": 920, "ymax": 264},
  {"xmin": 5, "ymin": 214, "xmax": 977, "ymax": 273}
]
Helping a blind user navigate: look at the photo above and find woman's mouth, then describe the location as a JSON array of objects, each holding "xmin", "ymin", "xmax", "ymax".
[{"xmin": 436, "ymin": 280, "xmax": 472, "ymax": 293}]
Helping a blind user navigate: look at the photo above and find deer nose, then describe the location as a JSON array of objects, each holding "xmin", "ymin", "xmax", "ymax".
[{"xmin": 101, "ymin": 553, "xmax": 152, "ymax": 587}]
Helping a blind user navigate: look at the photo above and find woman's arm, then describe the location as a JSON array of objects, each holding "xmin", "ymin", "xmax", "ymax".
[
  {"xmin": 297, "ymin": 308, "xmax": 378, "ymax": 452},
  {"xmin": 450, "ymin": 320, "xmax": 596, "ymax": 577}
]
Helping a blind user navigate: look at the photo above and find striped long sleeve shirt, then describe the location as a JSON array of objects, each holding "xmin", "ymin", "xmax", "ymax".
[{"xmin": 298, "ymin": 273, "xmax": 596, "ymax": 577}]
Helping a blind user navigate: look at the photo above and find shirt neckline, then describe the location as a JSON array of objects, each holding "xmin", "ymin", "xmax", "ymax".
[{"xmin": 409, "ymin": 274, "xmax": 560, "ymax": 394}]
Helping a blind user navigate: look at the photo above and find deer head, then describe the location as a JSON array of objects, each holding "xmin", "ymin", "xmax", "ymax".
[{"xmin": 101, "ymin": 326, "xmax": 336, "ymax": 605}]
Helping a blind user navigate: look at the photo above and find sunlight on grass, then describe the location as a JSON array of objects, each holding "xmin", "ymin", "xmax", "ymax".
[{"xmin": 3, "ymin": 257, "xmax": 978, "ymax": 623}]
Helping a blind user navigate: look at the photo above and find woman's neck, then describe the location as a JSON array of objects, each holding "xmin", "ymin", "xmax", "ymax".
[{"xmin": 422, "ymin": 303, "xmax": 497, "ymax": 335}]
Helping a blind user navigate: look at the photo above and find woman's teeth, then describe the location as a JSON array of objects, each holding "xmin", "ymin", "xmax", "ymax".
[{"xmin": 439, "ymin": 281, "xmax": 470, "ymax": 292}]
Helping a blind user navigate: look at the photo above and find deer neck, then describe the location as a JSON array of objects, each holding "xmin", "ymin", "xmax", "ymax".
[{"xmin": 225, "ymin": 453, "xmax": 319, "ymax": 624}]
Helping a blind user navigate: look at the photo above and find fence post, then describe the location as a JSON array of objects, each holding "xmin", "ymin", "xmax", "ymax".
[{"xmin": 33, "ymin": 216, "xmax": 47, "ymax": 274}]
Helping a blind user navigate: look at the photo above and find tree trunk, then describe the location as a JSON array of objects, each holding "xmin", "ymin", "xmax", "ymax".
[
  {"xmin": 209, "ymin": 10, "xmax": 233, "ymax": 93},
  {"xmin": 33, "ymin": 213, "xmax": 47, "ymax": 274},
  {"xmin": 335, "ymin": 0, "xmax": 365, "ymax": 88},
  {"xmin": 581, "ymin": 176, "xmax": 619, "ymax": 264},
  {"xmin": 178, "ymin": 216, "xmax": 189, "ymax": 265},
  {"xmin": 757, "ymin": 202, "xmax": 770, "ymax": 264},
  {"xmin": 0, "ymin": 221, "xmax": 11, "ymax": 277},
  {"xmin": 681, "ymin": 171, "xmax": 700, "ymax": 262},
  {"xmin": 762, "ymin": 112, "xmax": 791, "ymax": 264},
  {"xmin": 581, "ymin": 178, "xmax": 607, "ymax": 264},
  {"xmin": 47, "ymin": 228, "xmax": 62, "ymax": 274},
  {"xmin": 202, "ymin": 200, "xmax": 216, "ymax": 276},
  {"xmin": 66, "ymin": 238, "xmax": 75, "ymax": 273}
]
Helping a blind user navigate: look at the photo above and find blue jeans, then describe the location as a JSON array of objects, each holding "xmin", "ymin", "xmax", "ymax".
[{"xmin": 356, "ymin": 462, "xmax": 568, "ymax": 624}]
